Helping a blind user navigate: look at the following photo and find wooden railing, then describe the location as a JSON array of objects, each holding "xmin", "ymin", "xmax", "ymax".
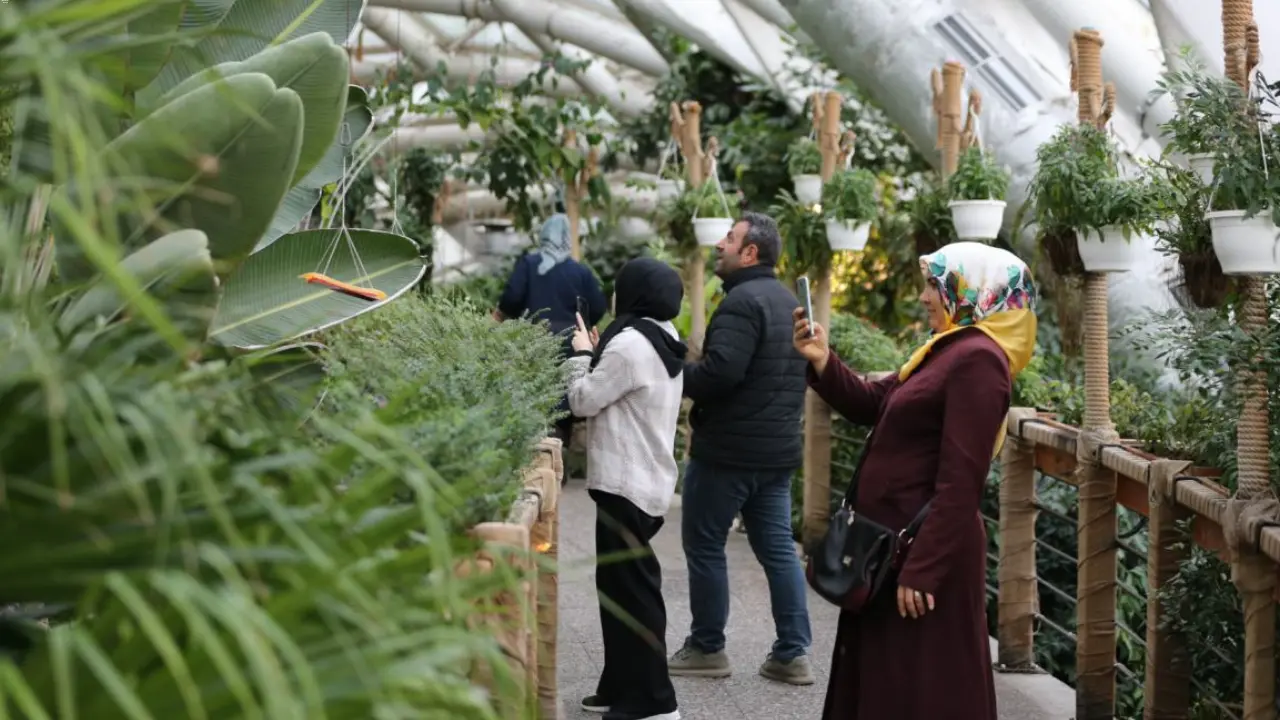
[
  {"xmin": 467, "ymin": 437, "xmax": 562, "ymax": 719},
  {"xmin": 994, "ymin": 408, "xmax": 1275, "ymax": 719}
]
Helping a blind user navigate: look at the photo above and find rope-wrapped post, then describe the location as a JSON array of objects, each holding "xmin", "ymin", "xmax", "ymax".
[
  {"xmin": 939, "ymin": 62, "xmax": 965, "ymax": 178},
  {"xmin": 531, "ymin": 438, "xmax": 562, "ymax": 719},
  {"xmin": 1144, "ymin": 460, "xmax": 1193, "ymax": 719},
  {"xmin": 674, "ymin": 101, "xmax": 708, "ymax": 356},
  {"xmin": 1070, "ymin": 27, "xmax": 1121, "ymax": 720},
  {"xmin": 996, "ymin": 408, "xmax": 1039, "ymax": 670},
  {"xmin": 1220, "ymin": 2, "xmax": 1277, "ymax": 717},
  {"xmin": 801, "ymin": 90, "xmax": 843, "ymax": 546},
  {"xmin": 563, "ymin": 129, "xmax": 583, "ymax": 261},
  {"xmin": 468, "ymin": 521, "xmax": 536, "ymax": 718}
]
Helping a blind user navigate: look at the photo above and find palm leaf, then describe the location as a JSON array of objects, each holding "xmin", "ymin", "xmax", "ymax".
[
  {"xmin": 210, "ymin": 229, "xmax": 425, "ymax": 348},
  {"xmin": 259, "ymin": 86, "xmax": 374, "ymax": 251},
  {"xmin": 139, "ymin": 0, "xmax": 366, "ymax": 104},
  {"xmin": 56, "ymin": 74, "xmax": 305, "ymax": 283}
]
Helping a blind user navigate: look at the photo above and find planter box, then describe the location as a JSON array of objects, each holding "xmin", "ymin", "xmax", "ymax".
[
  {"xmin": 462, "ymin": 438, "xmax": 562, "ymax": 718},
  {"xmin": 1076, "ymin": 226, "xmax": 1138, "ymax": 273},
  {"xmin": 948, "ymin": 199, "xmax": 1006, "ymax": 240},
  {"xmin": 1207, "ymin": 209, "xmax": 1280, "ymax": 275},
  {"xmin": 825, "ymin": 219, "xmax": 870, "ymax": 251},
  {"xmin": 793, "ymin": 174, "xmax": 822, "ymax": 205},
  {"xmin": 693, "ymin": 217, "xmax": 733, "ymax": 247}
]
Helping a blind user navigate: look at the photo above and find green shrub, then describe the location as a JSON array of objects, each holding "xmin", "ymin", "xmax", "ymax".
[
  {"xmin": 320, "ymin": 295, "xmax": 565, "ymax": 529},
  {"xmin": 947, "ymin": 146, "xmax": 1010, "ymax": 201},
  {"xmin": 786, "ymin": 136, "xmax": 822, "ymax": 176}
]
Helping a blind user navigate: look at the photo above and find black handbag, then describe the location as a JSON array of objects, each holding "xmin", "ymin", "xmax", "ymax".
[{"xmin": 804, "ymin": 428, "xmax": 932, "ymax": 613}]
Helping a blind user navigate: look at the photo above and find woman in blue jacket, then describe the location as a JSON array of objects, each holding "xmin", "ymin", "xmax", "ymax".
[{"xmin": 495, "ymin": 213, "xmax": 608, "ymax": 460}]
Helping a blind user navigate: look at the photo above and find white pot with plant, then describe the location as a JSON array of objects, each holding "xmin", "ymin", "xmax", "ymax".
[
  {"xmin": 1198, "ymin": 93, "xmax": 1280, "ymax": 274},
  {"xmin": 1075, "ymin": 175, "xmax": 1163, "ymax": 273},
  {"xmin": 1151, "ymin": 57, "xmax": 1228, "ymax": 187},
  {"xmin": 946, "ymin": 146, "xmax": 1009, "ymax": 240},
  {"xmin": 821, "ymin": 167, "xmax": 877, "ymax": 251},
  {"xmin": 1025, "ymin": 124, "xmax": 1121, "ymax": 277},
  {"xmin": 787, "ymin": 137, "xmax": 823, "ymax": 205},
  {"xmin": 692, "ymin": 179, "xmax": 736, "ymax": 247}
]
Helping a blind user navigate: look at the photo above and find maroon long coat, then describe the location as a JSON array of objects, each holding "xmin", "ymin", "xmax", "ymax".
[{"xmin": 808, "ymin": 329, "xmax": 1009, "ymax": 720}]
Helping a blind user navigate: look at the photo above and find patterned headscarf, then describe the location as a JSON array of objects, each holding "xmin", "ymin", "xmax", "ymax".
[
  {"xmin": 536, "ymin": 213, "xmax": 573, "ymax": 275},
  {"xmin": 900, "ymin": 242, "xmax": 1038, "ymax": 455}
]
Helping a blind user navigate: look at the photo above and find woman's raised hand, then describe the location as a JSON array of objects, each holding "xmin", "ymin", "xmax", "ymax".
[{"xmin": 792, "ymin": 306, "xmax": 829, "ymax": 374}]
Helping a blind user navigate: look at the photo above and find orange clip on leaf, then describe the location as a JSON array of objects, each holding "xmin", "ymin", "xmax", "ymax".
[{"xmin": 300, "ymin": 272, "xmax": 387, "ymax": 302}]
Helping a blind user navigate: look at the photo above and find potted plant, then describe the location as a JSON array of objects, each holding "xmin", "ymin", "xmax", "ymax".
[
  {"xmin": 1203, "ymin": 103, "xmax": 1280, "ymax": 275},
  {"xmin": 1077, "ymin": 173, "xmax": 1165, "ymax": 272},
  {"xmin": 1151, "ymin": 52, "xmax": 1234, "ymax": 185},
  {"xmin": 656, "ymin": 162, "xmax": 684, "ymax": 202},
  {"xmin": 691, "ymin": 179, "xmax": 737, "ymax": 247},
  {"xmin": 946, "ymin": 146, "xmax": 1010, "ymax": 240},
  {"xmin": 787, "ymin": 136, "xmax": 823, "ymax": 204},
  {"xmin": 772, "ymin": 192, "xmax": 829, "ymax": 279},
  {"xmin": 1152, "ymin": 164, "xmax": 1233, "ymax": 308},
  {"xmin": 907, "ymin": 180, "xmax": 956, "ymax": 257},
  {"xmin": 821, "ymin": 167, "xmax": 877, "ymax": 251},
  {"xmin": 1025, "ymin": 124, "xmax": 1120, "ymax": 275}
]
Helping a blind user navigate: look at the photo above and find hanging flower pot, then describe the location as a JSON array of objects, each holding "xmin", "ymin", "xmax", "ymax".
[
  {"xmin": 825, "ymin": 219, "xmax": 870, "ymax": 251},
  {"xmin": 1174, "ymin": 250, "xmax": 1232, "ymax": 309},
  {"xmin": 1207, "ymin": 209, "xmax": 1280, "ymax": 275},
  {"xmin": 1186, "ymin": 153, "xmax": 1215, "ymax": 186},
  {"xmin": 693, "ymin": 217, "xmax": 733, "ymax": 247},
  {"xmin": 656, "ymin": 179, "xmax": 680, "ymax": 201},
  {"xmin": 1076, "ymin": 226, "xmax": 1139, "ymax": 273},
  {"xmin": 792, "ymin": 174, "xmax": 822, "ymax": 205},
  {"xmin": 947, "ymin": 199, "xmax": 1006, "ymax": 240}
]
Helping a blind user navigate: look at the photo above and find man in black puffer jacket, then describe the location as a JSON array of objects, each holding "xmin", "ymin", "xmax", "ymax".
[{"xmin": 669, "ymin": 212, "xmax": 814, "ymax": 686}]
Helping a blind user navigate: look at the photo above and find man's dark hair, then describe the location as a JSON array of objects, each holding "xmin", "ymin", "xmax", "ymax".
[{"xmin": 739, "ymin": 211, "xmax": 781, "ymax": 267}]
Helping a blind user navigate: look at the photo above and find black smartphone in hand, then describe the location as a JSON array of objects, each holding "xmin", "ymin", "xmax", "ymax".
[{"xmin": 797, "ymin": 277, "xmax": 814, "ymax": 337}]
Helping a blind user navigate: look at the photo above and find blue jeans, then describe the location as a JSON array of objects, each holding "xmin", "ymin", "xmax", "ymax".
[{"xmin": 681, "ymin": 458, "xmax": 812, "ymax": 661}]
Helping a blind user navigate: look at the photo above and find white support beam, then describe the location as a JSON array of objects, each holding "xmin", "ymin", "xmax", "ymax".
[
  {"xmin": 517, "ymin": 29, "xmax": 649, "ymax": 117},
  {"xmin": 368, "ymin": 0, "xmax": 669, "ymax": 77},
  {"xmin": 441, "ymin": 182, "xmax": 660, "ymax": 222},
  {"xmin": 735, "ymin": 0, "xmax": 795, "ymax": 28}
]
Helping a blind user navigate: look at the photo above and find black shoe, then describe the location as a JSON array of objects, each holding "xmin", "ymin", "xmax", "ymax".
[
  {"xmin": 580, "ymin": 695, "xmax": 610, "ymax": 713},
  {"xmin": 601, "ymin": 710, "xmax": 679, "ymax": 720}
]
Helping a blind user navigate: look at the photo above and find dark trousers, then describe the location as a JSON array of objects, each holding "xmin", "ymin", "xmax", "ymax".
[{"xmin": 590, "ymin": 490, "xmax": 678, "ymax": 715}]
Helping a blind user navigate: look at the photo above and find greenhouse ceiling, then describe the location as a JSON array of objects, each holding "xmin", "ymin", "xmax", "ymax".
[{"xmin": 355, "ymin": 0, "xmax": 1280, "ymax": 324}]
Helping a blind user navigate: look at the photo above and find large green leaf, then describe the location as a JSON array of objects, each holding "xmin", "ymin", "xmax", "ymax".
[
  {"xmin": 58, "ymin": 229, "xmax": 219, "ymax": 342},
  {"xmin": 100, "ymin": 0, "xmax": 186, "ymax": 99},
  {"xmin": 139, "ymin": 0, "xmax": 366, "ymax": 103},
  {"xmin": 210, "ymin": 229, "xmax": 425, "ymax": 348},
  {"xmin": 57, "ymin": 73, "xmax": 304, "ymax": 283},
  {"xmin": 258, "ymin": 85, "xmax": 373, "ymax": 251},
  {"xmin": 149, "ymin": 32, "xmax": 349, "ymax": 183}
]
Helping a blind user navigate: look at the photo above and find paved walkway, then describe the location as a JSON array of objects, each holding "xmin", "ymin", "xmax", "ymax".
[{"xmin": 555, "ymin": 480, "xmax": 1076, "ymax": 720}]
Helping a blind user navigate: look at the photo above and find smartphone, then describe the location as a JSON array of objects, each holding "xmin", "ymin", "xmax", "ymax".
[
  {"xmin": 797, "ymin": 277, "xmax": 814, "ymax": 337},
  {"xmin": 576, "ymin": 296, "xmax": 589, "ymax": 325}
]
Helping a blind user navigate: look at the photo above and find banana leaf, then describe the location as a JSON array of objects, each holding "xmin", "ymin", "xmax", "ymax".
[
  {"xmin": 210, "ymin": 229, "xmax": 425, "ymax": 348},
  {"xmin": 139, "ymin": 0, "xmax": 366, "ymax": 104},
  {"xmin": 59, "ymin": 229, "xmax": 219, "ymax": 343},
  {"xmin": 56, "ymin": 74, "xmax": 304, "ymax": 283},
  {"xmin": 258, "ymin": 86, "xmax": 373, "ymax": 252},
  {"xmin": 148, "ymin": 32, "xmax": 349, "ymax": 183}
]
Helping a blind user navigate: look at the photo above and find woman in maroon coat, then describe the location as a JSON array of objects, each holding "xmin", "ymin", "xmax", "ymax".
[{"xmin": 793, "ymin": 242, "xmax": 1037, "ymax": 720}]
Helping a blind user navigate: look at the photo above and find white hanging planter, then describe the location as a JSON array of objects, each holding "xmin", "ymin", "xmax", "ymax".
[
  {"xmin": 693, "ymin": 217, "xmax": 733, "ymax": 247},
  {"xmin": 1207, "ymin": 209, "xmax": 1280, "ymax": 275},
  {"xmin": 793, "ymin": 174, "xmax": 822, "ymax": 205},
  {"xmin": 656, "ymin": 179, "xmax": 681, "ymax": 201},
  {"xmin": 947, "ymin": 199, "xmax": 1006, "ymax": 241},
  {"xmin": 824, "ymin": 219, "xmax": 871, "ymax": 251},
  {"xmin": 1076, "ymin": 226, "xmax": 1139, "ymax": 273},
  {"xmin": 1187, "ymin": 153, "xmax": 1215, "ymax": 186}
]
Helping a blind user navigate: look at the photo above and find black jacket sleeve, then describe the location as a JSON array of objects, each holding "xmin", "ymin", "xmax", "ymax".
[{"xmin": 683, "ymin": 293, "xmax": 761, "ymax": 402}]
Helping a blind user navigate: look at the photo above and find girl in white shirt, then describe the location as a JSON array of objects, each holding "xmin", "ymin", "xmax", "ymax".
[{"xmin": 565, "ymin": 257, "xmax": 686, "ymax": 720}]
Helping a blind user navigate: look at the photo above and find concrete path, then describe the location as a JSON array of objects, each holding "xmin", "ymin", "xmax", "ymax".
[{"xmin": 555, "ymin": 481, "xmax": 1076, "ymax": 719}]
